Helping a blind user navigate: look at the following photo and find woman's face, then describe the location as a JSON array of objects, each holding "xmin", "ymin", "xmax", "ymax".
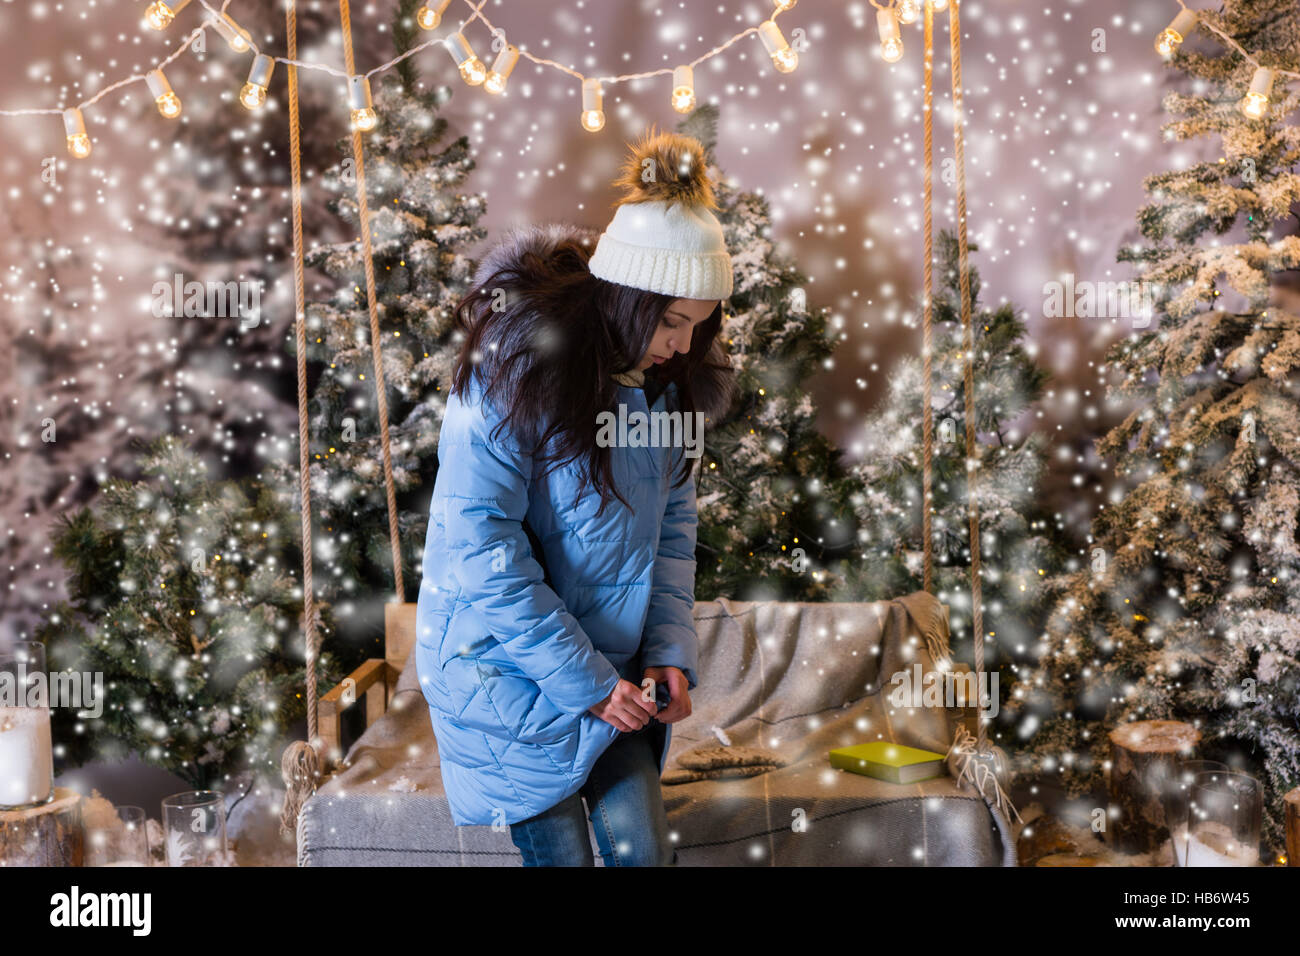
[{"xmin": 636, "ymin": 298, "xmax": 718, "ymax": 371}]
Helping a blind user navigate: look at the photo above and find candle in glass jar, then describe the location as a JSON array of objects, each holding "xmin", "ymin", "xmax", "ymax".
[
  {"xmin": 1184, "ymin": 821, "xmax": 1258, "ymax": 867},
  {"xmin": 0, "ymin": 706, "xmax": 54, "ymax": 807}
]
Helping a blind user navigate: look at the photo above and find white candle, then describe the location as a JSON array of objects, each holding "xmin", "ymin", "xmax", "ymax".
[
  {"xmin": 0, "ymin": 706, "xmax": 53, "ymax": 807},
  {"xmin": 1184, "ymin": 821, "xmax": 1258, "ymax": 867}
]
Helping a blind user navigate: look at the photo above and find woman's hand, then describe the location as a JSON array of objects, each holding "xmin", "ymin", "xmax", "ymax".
[
  {"xmin": 643, "ymin": 666, "xmax": 691, "ymax": 724},
  {"xmin": 588, "ymin": 679, "xmax": 657, "ymax": 732}
]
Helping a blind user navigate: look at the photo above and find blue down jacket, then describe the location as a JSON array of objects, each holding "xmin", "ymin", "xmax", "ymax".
[{"xmin": 414, "ymin": 370, "xmax": 700, "ymax": 826}]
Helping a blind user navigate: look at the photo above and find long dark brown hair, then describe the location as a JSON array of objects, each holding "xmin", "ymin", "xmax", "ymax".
[{"xmin": 448, "ymin": 222, "xmax": 736, "ymax": 516}]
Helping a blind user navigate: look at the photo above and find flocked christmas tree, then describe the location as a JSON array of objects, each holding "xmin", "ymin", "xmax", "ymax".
[
  {"xmin": 261, "ymin": 4, "xmax": 487, "ymax": 665},
  {"xmin": 35, "ymin": 434, "xmax": 341, "ymax": 790},
  {"xmin": 0, "ymin": 207, "xmax": 155, "ymax": 644},
  {"xmin": 1, "ymin": 6, "xmax": 356, "ymax": 646},
  {"xmin": 137, "ymin": 3, "xmax": 347, "ymax": 478},
  {"xmin": 835, "ymin": 231, "xmax": 1066, "ymax": 683},
  {"xmin": 676, "ymin": 105, "xmax": 862, "ymax": 602},
  {"xmin": 1011, "ymin": 0, "xmax": 1300, "ymax": 853}
]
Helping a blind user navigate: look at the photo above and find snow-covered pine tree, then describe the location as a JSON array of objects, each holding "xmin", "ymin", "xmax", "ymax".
[
  {"xmin": 1011, "ymin": 0, "xmax": 1300, "ymax": 854},
  {"xmin": 1, "ymin": 6, "xmax": 357, "ymax": 647},
  {"xmin": 35, "ymin": 434, "xmax": 341, "ymax": 790},
  {"xmin": 262, "ymin": 3, "xmax": 487, "ymax": 660},
  {"xmin": 675, "ymin": 105, "xmax": 861, "ymax": 602},
  {"xmin": 0, "ymin": 207, "xmax": 153, "ymax": 644},
  {"xmin": 139, "ymin": 4, "xmax": 351, "ymax": 478},
  {"xmin": 835, "ymin": 231, "xmax": 1065, "ymax": 687}
]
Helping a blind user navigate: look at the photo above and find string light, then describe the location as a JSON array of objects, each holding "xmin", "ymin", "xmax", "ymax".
[
  {"xmin": 1155, "ymin": 8, "xmax": 1198, "ymax": 57},
  {"xmin": 1240, "ymin": 66, "xmax": 1274, "ymax": 119},
  {"xmin": 1151, "ymin": 0, "xmax": 1300, "ymax": 112},
  {"xmin": 484, "ymin": 43, "xmax": 519, "ymax": 95},
  {"xmin": 348, "ymin": 75, "xmax": 377, "ymax": 130},
  {"xmin": 581, "ymin": 77, "xmax": 604, "ymax": 132},
  {"xmin": 877, "ymin": 8, "xmax": 904, "ymax": 63},
  {"xmin": 240, "ymin": 53, "xmax": 274, "ymax": 110},
  {"xmin": 6, "ymin": 0, "xmax": 818, "ymax": 155},
  {"xmin": 144, "ymin": 0, "xmax": 191, "ymax": 31},
  {"xmin": 12, "ymin": 0, "xmax": 1300, "ymax": 163},
  {"xmin": 898, "ymin": 0, "xmax": 922, "ymax": 26},
  {"xmin": 416, "ymin": 0, "xmax": 453, "ymax": 31},
  {"xmin": 210, "ymin": 12, "xmax": 252, "ymax": 52},
  {"xmin": 145, "ymin": 69, "xmax": 183, "ymax": 119},
  {"xmin": 671, "ymin": 64, "xmax": 696, "ymax": 113},
  {"xmin": 757, "ymin": 20, "xmax": 798, "ymax": 73},
  {"xmin": 444, "ymin": 31, "xmax": 486, "ymax": 85},
  {"xmin": 62, "ymin": 107, "xmax": 91, "ymax": 158},
  {"xmin": 1138, "ymin": 1, "xmax": 1300, "ymax": 146}
]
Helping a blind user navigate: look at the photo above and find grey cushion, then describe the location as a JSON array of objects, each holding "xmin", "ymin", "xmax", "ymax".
[{"xmin": 298, "ymin": 596, "xmax": 1016, "ymax": 866}]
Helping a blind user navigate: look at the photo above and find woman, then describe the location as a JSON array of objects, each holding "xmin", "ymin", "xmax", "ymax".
[{"xmin": 415, "ymin": 130, "xmax": 736, "ymax": 866}]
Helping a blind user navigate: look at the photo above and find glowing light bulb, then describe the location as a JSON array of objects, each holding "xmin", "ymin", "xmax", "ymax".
[
  {"xmin": 1155, "ymin": 9, "xmax": 1198, "ymax": 57},
  {"xmin": 581, "ymin": 77, "xmax": 604, "ymax": 132},
  {"xmin": 877, "ymin": 8, "xmax": 904, "ymax": 63},
  {"xmin": 758, "ymin": 20, "xmax": 799, "ymax": 74},
  {"xmin": 1240, "ymin": 92, "xmax": 1268, "ymax": 119},
  {"xmin": 773, "ymin": 0, "xmax": 798, "ymax": 11},
  {"xmin": 146, "ymin": 69, "xmax": 181, "ymax": 119},
  {"xmin": 898, "ymin": 0, "xmax": 921, "ymax": 25},
  {"xmin": 1239, "ymin": 67, "xmax": 1274, "ymax": 119},
  {"xmin": 144, "ymin": 0, "xmax": 189, "ymax": 30},
  {"xmin": 63, "ymin": 108, "xmax": 91, "ymax": 158},
  {"xmin": 416, "ymin": 0, "xmax": 451, "ymax": 30},
  {"xmin": 240, "ymin": 54, "xmax": 274, "ymax": 110},
  {"xmin": 445, "ymin": 32, "xmax": 486, "ymax": 85},
  {"xmin": 671, "ymin": 64, "xmax": 696, "ymax": 113},
  {"xmin": 484, "ymin": 44, "xmax": 519, "ymax": 95},
  {"xmin": 348, "ymin": 75, "xmax": 377, "ymax": 131},
  {"xmin": 240, "ymin": 84, "xmax": 266, "ymax": 110},
  {"xmin": 211, "ymin": 13, "xmax": 252, "ymax": 52},
  {"xmin": 144, "ymin": 3, "xmax": 173, "ymax": 29},
  {"xmin": 156, "ymin": 92, "xmax": 182, "ymax": 118},
  {"xmin": 928, "ymin": 0, "xmax": 948, "ymax": 10}
]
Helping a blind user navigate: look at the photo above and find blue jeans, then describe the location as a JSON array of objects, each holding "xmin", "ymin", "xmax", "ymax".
[{"xmin": 509, "ymin": 723, "xmax": 677, "ymax": 867}]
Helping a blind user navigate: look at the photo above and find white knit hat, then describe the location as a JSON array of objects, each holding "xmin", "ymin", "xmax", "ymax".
[{"xmin": 587, "ymin": 129, "xmax": 733, "ymax": 301}]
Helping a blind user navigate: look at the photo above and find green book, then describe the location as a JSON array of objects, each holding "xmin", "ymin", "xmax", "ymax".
[{"xmin": 829, "ymin": 741, "xmax": 948, "ymax": 784}]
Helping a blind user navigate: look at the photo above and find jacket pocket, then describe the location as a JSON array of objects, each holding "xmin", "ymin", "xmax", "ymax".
[
  {"xmin": 476, "ymin": 661, "xmax": 581, "ymax": 746},
  {"xmin": 441, "ymin": 656, "xmax": 485, "ymax": 720}
]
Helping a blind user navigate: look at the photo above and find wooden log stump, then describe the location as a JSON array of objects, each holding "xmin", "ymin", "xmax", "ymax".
[
  {"xmin": 1016, "ymin": 814, "xmax": 1080, "ymax": 866},
  {"xmin": 0, "ymin": 788, "xmax": 83, "ymax": 866},
  {"xmin": 1107, "ymin": 720, "xmax": 1200, "ymax": 855},
  {"xmin": 1285, "ymin": 786, "xmax": 1300, "ymax": 867}
]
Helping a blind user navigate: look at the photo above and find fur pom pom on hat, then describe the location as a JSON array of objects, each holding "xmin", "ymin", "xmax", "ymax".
[{"xmin": 587, "ymin": 127, "xmax": 733, "ymax": 301}]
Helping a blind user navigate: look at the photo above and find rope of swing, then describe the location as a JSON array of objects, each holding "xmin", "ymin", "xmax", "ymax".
[
  {"xmin": 279, "ymin": 0, "xmax": 410, "ymax": 837},
  {"xmin": 921, "ymin": 0, "xmax": 989, "ymax": 752}
]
